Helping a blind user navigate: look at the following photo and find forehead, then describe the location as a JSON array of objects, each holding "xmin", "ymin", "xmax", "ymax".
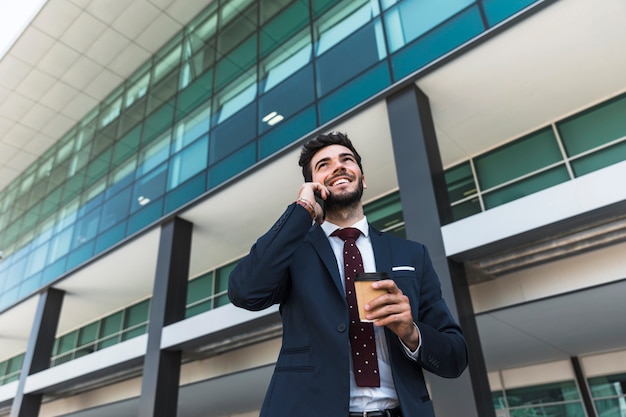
[{"xmin": 311, "ymin": 144, "xmax": 354, "ymax": 164}]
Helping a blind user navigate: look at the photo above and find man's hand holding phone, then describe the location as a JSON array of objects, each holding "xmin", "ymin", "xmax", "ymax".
[{"xmin": 297, "ymin": 182, "xmax": 328, "ymax": 224}]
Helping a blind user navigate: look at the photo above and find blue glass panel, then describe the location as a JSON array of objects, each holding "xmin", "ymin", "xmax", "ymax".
[
  {"xmin": 391, "ymin": 5, "xmax": 484, "ymax": 80},
  {"xmin": 48, "ymin": 226, "xmax": 73, "ymax": 264},
  {"xmin": 383, "ymin": 0, "xmax": 474, "ymax": 53},
  {"xmin": 210, "ymin": 103, "xmax": 256, "ymax": 165},
  {"xmin": 127, "ymin": 198, "xmax": 164, "ymax": 236},
  {"xmin": 168, "ymin": 137, "xmax": 208, "ymax": 190},
  {"xmin": 99, "ymin": 186, "xmax": 132, "ymax": 231},
  {"xmin": 176, "ymin": 69, "xmax": 214, "ymax": 120},
  {"xmin": 66, "ymin": 240, "xmax": 95, "ymax": 271},
  {"xmin": 95, "ymin": 222, "xmax": 127, "ymax": 254},
  {"xmin": 318, "ymin": 62, "xmax": 390, "ymax": 124},
  {"xmin": 165, "ymin": 171, "xmax": 206, "ymax": 213},
  {"xmin": 259, "ymin": 107, "xmax": 316, "ymax": 160},
  {"xmin": 316, "ymin": 20, "xmax": 384, "ymax": 97},
  {"xmin": 482, "ymin": 0, "xmax": 537, "ymax": 27},
  {"xmin": 18, "ymin": 274, "xmax": 42, "ymax": 299},
  {"xmin": 131, "ymin": 164, "xmax": 168, "ymax": 213},
  {"xmin": 208, "ymin": 142, "xmax": 256, "ymax": 189},
  {"xmin": 259, "ymin": 65, "xmax": 314, "ymax": 134},
  {"xmin": 214, "ymin": 36, "xmax": 257, "ymax": 91},
  {"xmin": 42, "ymin": 257, "xmax": 67, "ymax": 285},
  {"xmin": 72, "ymin": 208, "xmax": 101, "ymax": 250}
]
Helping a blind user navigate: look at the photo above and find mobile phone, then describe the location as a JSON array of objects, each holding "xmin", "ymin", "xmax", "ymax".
[{"xmin": 314, "ymin": 191, "xmax": 326, "ymax": 221}]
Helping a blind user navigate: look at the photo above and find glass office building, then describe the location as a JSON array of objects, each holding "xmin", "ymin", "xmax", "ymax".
[{"xmin": 1, "ymin": 0, "xmax": 625, "ymax": 416}]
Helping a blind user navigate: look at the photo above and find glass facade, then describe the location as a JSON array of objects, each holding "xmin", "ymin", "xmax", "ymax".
[
  {"xmin": 589, "ymin": 372, "xmax": 626, "ymax": 417},
  {"xmin": 493, "ymin": 380, "xmax": 586, "ymax": 417},
  {"xmin": 445, "ymin": 92, "xmax": 626, "ymax": 221},
  {"xmin": 0, "ymin": 0, "xmax": 543, "ymax": 312}
]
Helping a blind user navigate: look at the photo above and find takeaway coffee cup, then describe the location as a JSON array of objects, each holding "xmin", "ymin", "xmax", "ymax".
[{"xmin": 354, "ymin": 272, "xmax": 389, "ymax": 322}]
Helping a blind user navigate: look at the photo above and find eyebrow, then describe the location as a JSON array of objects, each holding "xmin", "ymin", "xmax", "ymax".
[{"xmin": 313, "ymin": 152, "xmax": 355, "ymax": 171}]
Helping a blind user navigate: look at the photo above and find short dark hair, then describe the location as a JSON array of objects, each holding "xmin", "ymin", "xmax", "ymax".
[{"xmin": 298, "ymin": 132, "xmax": 363, "ymax": 182}]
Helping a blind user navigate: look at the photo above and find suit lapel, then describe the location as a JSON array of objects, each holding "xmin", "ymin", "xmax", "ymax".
[{"xmin": 308, "ymin": 225, "xmax": 344, "ymax": 295}]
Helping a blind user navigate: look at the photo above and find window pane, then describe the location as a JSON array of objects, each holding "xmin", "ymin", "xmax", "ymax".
[
  {"xmin": 124, "ymin": 300, "xmax": 150, "ymax": 329},
  {"xmin": 315, "ymin": 3, "xmax": 385, "ymax": 97},
  {"xmin": 571, "ymin": 140, "xmax": 626, "ymax": 177},
  {"xmin": 506, "ymin": 380, "xmax": 580, "ymax": 406},
  {"xmin": 173, "ymin": 106, "xmax": 211, "ymax": 152},
  {"xmin": 210, "ymin": 103, "xmax": 256, "ymax": 165},
  {"xmin": 260, "ymin": 0, "xmax": 309, "ymax": 58},
  {"xmin": 100, "ymin": 311, "xmax": 123, "ymax": 338},
  {"xmin": 482, "ymin": 0, "xmax": 538, "ymax": 27},
  {"xmin": 558, "ymin": 94, "xmax": 626, "ymax": 157},
  {"xmin": 589, "ymin": 373, "xmax": 626, "ymax": 398},
  {"xmin": 56, "ymin": 331, "xmax": 78, "ymax": 355},
  {"xmin": 445, "ymin": 161, "xmax": 477, "ymax": 202},
  {"xmin": 475, "ymin": 127, "xmax": 562, "ymax": 190},
  {"xmin": 483, "ymin": 166, "xmax": 569, "ymax": 209},
  {"xmin": 188, "ymin": 272, "xmax": 213, "ymax": 305},
  {"xmin": 168, "ymin": 137, "xmax": 208, "ymax": 190},
  {"xmin": 78, "ymin": 322, "xmax": 98, "ymax": 346}
]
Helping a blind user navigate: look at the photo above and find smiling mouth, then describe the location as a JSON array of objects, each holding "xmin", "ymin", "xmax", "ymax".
[{"xmin": 329, "ymin": 177, "xmax": 350, "ymax": 187}]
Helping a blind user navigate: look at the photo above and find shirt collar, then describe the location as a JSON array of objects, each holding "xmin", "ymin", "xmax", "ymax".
[{"xmin": 321, "ymin": 216, "xmax": 369, "ymax": 238}]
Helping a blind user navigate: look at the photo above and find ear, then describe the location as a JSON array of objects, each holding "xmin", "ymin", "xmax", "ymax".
[{"xmin": 362, "ymin": 175, "xmax": 367, "ymax": 189}]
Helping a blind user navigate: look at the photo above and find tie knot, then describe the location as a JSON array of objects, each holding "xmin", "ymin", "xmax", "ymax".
[{"xmin": 331, "ymin": 227, "xmax": 361, "ymax": 242}]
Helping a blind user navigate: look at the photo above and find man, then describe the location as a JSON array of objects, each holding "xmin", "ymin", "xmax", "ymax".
[{"xmin": 229, "ymin": 132, "xmax": 468, "ymax": 417}]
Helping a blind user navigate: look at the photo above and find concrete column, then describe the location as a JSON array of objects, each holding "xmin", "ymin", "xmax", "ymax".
[
  {"xmin": 10, "ymin": 288, "xmax": 65, "ymax": 417},
  {"xmin": 386, "ymin": 84, "xmax": 494, "ymax": 417},
  {"xmin": 138, "ymin": 217, "xmax": 193, "ymax": 417}
]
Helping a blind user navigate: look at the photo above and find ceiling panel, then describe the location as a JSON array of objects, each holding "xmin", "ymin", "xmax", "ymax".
[
  {"xmin": 9, "ymin": 27, "xmax": 55, "ymax": 66},
  {"xmin": 21, "ymin": 104, "xmax": 57, "ymax": 131},
  {"xmin": 15, "ymin": 68, "xmax": 56, "ymax": 101},
  {"xmin": 85, "ymin": 28, "xmax": 132, "ymax": 67},
  {"xmin": 32, "ymin": 0, "xmax": 82, "ymax": 39},
  {"xmin": 60, "ymin": 11, "xmax": 107, "ymax": 53},
  {"xmin": 38, "ymin": 41, "xmax": 81, "ymax": 78}
]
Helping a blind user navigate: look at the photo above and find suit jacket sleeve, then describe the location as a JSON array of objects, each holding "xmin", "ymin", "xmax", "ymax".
[{"xmin": 228, "ymin": 202, "xmax": 312, "ymax": 311}]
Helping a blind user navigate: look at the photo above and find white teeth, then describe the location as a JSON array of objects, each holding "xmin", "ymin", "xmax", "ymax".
[{"xmin": 332, "ymin": 178, "xmax": 349, "ymax": 186}]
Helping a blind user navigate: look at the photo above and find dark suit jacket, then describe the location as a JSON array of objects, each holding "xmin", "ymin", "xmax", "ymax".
[{"xmin": 229, "ymin": 203, "xmax": 468, "ymax": 417}]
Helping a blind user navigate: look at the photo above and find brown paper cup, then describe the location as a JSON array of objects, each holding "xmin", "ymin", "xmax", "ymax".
[{"xmin": 354, "ymin": 272, "xmax": 388, "ymax": 322}]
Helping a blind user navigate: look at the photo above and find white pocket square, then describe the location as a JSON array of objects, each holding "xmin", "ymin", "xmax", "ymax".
[{"xmin": 392, "ymin": 266, "xmax": 415, "ymax": 271}]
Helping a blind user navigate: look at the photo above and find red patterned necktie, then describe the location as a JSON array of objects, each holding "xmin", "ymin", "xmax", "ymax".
[{"xmin": 331, "ymin": 227, "xmax": 380, "ymax": 387}]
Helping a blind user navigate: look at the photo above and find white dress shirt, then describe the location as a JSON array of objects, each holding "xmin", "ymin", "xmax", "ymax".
[{"xmin": 322, "ymin": 217, "xmax": 421, "ymax": 412}]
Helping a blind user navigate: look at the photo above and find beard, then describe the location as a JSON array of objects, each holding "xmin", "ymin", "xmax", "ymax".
[{"xmin": 325, "ymin": 176, "xmax": 364, "ymax": 212}]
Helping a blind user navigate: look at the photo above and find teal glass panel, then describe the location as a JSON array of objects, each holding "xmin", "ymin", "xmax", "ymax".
[
  {"xmin": 364, "ymin": 192, "xmax": 403, "ymax": 232},
  {"xmin": 78, "ymin": 322, "xmax": 98, "ymax": 346},
  {"xmin": 168, "ymin": 137, "xmax": 208, "ymax": 190},
  {"xmin": 315, "ymin": 2, "xmax": 385, "ymax": 96},
  {"xmin": 589, "ymin": 372, "xmax": 626, "ymax": 398},
  {"xmin": 97, "ymin": 335, "xmax": 120, "ymax": 350},
  {"xmin": 445, "ymin": 161, "xmax": 477, "ymax": 202},
  {"xmin": 492, "ymin": 390, "xmax": 506, "ymax": 410},
  {"xmin": 173, "ymin": 107, "xmax": 211, "ymax": 153},
  {"xmin": 210, "ymin": 104, "xmax": 256, "ymax": 165},
  {"xmin": 259, "ymin": 55, "xmax": 314, "ymax": 135},
  {"xmin": 124, "ymin": 300, "xmax": 150, "ymax": 329},
  {"xmin": 131, "ymin": 164, "xmax": 168, "ymax": 213},
  {"xmin": 318, "ymin": 62, "xmax": 390, "ymax": 124},
  {"xmin": 95, "ymin": 222, "xmax": 126, "ymax": 254},
  {"xmin": 84, "ymin": 149, "xmax": 112, "ymax": 189},
  {"xmin": 66, "ymin": 240, "xmax": 95, "ymax": 271},
  {"xmin": 214, "ymin": 36, "xmax": 257, "ymax": 92},
  {"xmin": 215, "ymin": 294, "xmax": 230, "ymax": 308},
  {"xmin": 62, "ymin": 172, "xmax": 86, "ymax": 204},
  {"xmin": 99, "ymin": 186, "xmax": 131, "ymax": 232},
  {"xmin": 147, "ymin": 70, "xmax": 180, "ymax": 115},
  {"xmin": 40, "ymin": 188, "xmax": 62, "ymax": 219},
  {"xmin": 557, "ymin": 94, "xmax": 626, "ymax": 157},
  {"xmin": 6, "ymin": 354, "xmax": 23, "ymax": 375},
  {"xmin": 383, "ymin": 0, "xmax": 474, "ymax": 53},
  {"xmin": 143, "ymin": 102, "xmax": 175, "ymax": 145},
  {"xmin": 260, "ymin": 1, "xmax": 308, "ymax": 59},
  {"xmin": 100, "ymin": 311, "xmax": 123, "ymax": 337},
  {"xmin": 391, "ymin": 5, "xmax": 483, "ymax": 80},
  {"xmin": 187, "ymin": 272, "xmax": 213, "ymax": 305},
  {"xmin": 593, "ymin": 398, "xmax": 626, "ymax": 417},
  {"xmin": 571, "ymin": 140, "xmax": 626, "ymax": 177},
  {"xmin": 451, "ymin": 198, "xmax": 482, "ymax": 221},
  {"xmin": 113, "ymin": 125, "xmax": 142, "ymax": 166},
  {"xmin": 127, "ymin": 198, "xmax": 163, "ymax": 235},
  {"xmin": 186, "ymin": 300, "xmax": 212, "ymax": 318},
  {"xmin": 506, "ymin": 380, "xmax": 581, "ymax": 406},
  {"xmin": 176, "ymin": 69, "xmax": 213, "ymax": 120},
  {"xmin": 218, "ymin": 1, "xmax": 256, "ymax": 56},
  {"xmin": 483, "ymin": 166, "xmax": 569, "ymax": 209},
  {"xmin": 475, "ymin": 127, "xmax": 562, "ymax": 190},
  {"xmin": 258, "ymin": 107, "xmax": 316, "ymax": 160},
  {"xmin": 509, "ymin": 403, "xmax": 585, "ymax": 417},
  {"xmin": 164, "ymin": 171, "xmax": 206, "ymax": 213},
  {"xmin": 482, "ymin": 0, "xmax": 539, "ymax": 27},
  {"xmin": 216, "ymin": 262, "xmax": 236, "ymax": 294},
  {"xmin": 311, "ymin": 0, "xmax": 341, "ymax": 18},
  {"xmin": 56, "ymin": 331, "xmax": 78, "ymax": 355},
  {"xmin": 122, "ymin": 325, "xmax": 147, "ymax": 341},
  {"xmin": 42, "ymin": 257, "xmax": 67, "ymax": 285},
  {"xmin": 208, "ymin": 142, "xmax": 256, "ymax": 188}
]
